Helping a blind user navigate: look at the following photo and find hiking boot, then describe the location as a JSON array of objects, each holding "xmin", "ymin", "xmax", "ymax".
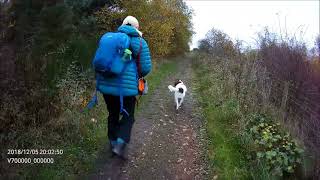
[
  {"xmin": 109, "ymin": 140, "xmax": 117, "ymax": 157},
  {"xmin": 112, "ymin": 142, "xmax": 126, "ymax": 159},
  {"xmin": 109, "ymin": 140, "xmax": 117, "ymax": 148}
]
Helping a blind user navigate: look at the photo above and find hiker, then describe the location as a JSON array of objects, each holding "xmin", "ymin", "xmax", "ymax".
[{"xmin": 96, "ymin": 16, "xmax": 152, "ymax": 157}]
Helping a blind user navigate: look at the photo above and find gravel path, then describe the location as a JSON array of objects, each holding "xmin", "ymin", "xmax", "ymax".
[{"xmin": 88, "ymin": 57, "xmax": 208, "ymax": 180}]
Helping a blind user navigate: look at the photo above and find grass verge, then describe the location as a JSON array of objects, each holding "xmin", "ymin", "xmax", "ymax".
[
  {"xmin": 192, "ymin": 56, "xmax": 273, "ymax": 180},
  {"xmin": 192, "ymin": 52, "xmax": 304, "ymax": 179}
]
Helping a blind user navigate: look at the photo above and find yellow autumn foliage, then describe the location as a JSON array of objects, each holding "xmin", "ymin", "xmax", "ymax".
[{"xmin": 95, "ymin": 0, "xmax": 193, "ymax": 59}]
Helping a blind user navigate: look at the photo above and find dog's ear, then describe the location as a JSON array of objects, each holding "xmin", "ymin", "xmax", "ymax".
[
  {"xmin": 174, "ymin": 79, "xmax": 180, "ymax": 86},
  {"xmin": 174, "ymin": 79, "xmax": 183, "ymax": 86}
]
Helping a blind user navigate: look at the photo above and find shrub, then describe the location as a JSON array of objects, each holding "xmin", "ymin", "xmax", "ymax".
[
  {"xmin": 247, "ymin": 114, "xmax": 304, "ymax": 177},
  {"xmin": 198, "ymin": 26, "xmax": 320, "ymax": 177},
  {"xmin": 198, "ymin": 28, "xmax": 237, "ymax": 58},
  {"xmin": 257, "ymin": 30, "xmax": 320, "ymax": 177},
  {"xmin": 56, "ymin": 61, "xmax": 93, "ymax": 111}
]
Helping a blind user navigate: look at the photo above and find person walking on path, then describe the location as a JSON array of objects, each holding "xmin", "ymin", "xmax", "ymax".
[{"xmin": 97, "ymin": 16, "xmax": 152, "ymax": 158}]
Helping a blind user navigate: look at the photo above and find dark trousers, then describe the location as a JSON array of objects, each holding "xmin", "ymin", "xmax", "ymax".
[{"xmin": 103, "ymin": 94, "xmax": 136, "ymax": 143}]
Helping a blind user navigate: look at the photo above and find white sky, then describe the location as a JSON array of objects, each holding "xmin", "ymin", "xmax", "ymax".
[{"xmin": 185, "ymin": 0, "xmax": 320, "ymax": 49}]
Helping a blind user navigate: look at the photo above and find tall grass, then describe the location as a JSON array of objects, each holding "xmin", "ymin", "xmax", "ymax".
[
  {"xmin": 194, "ymin": 27, "xmax": 319, "ymax": 178},
  {"xmin": 193, "ymin": 55, "xmax": 276, "ymax": 179},
  {"xmin": 258, "ymin": 31, "xmax": 320, "ymax": 170},
  {"xmin": 193, "ymin": 53, "xmax": 303, "ymax": 179},
  {"xmin": 257, "ymin": 31, "xmax": 320, "ymax": 177}
]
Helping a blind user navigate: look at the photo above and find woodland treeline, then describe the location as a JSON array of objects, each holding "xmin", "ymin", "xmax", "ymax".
[{"xmin": 0, "ymin": 0, "xmax": 193, "ymax": 172}]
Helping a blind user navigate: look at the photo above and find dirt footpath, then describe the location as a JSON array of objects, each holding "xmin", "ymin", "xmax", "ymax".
[{"xmin": 88, "ymin": 57, "xmax": 208, "ymax": 180}]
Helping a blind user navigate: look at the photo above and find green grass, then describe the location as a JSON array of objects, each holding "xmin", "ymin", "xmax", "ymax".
[
  {"xmin": 192, "ymin": 56, "xmax": 271, "ymax": 180},
  {"xmin": 204, "ymin": 100, "xmax": 249, "ymax": 179},
  {"xmin": 23, "ymin": 101, "xmax": 108, "ymax": 179},
  {"xmin": 22, "ymin": 59, "xmax": 179, "ymax": 179},
  {"xmin": 191, "ymin": 50, "xmax": 304, "ymax": 180}
]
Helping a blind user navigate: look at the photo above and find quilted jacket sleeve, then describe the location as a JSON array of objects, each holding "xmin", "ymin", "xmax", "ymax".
[{"xmin": 131, "ymin": 37, "xmax": 152, "ymax": 77}]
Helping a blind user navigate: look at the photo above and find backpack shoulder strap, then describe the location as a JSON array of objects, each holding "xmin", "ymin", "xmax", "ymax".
[
  {"xmin": 136, "ymin": 38, "xmax": 143, "ymax": 78},
  {"xmin": 135, "ymin": 38, "xmax": 144, "ymax": 107}
]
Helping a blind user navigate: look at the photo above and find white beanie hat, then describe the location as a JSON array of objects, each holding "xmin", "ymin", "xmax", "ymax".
[{"xmin": 122, "ymin": 16, "xmax": 139, "ymax": 29}]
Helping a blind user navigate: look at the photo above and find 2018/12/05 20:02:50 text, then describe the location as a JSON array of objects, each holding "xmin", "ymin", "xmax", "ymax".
[{"xmin": 7, "ymin": 149, "xmax": 63, "ymax": 155}]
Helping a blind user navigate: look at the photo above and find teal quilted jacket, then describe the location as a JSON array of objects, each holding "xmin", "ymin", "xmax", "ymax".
[{"xmin": 97, "ymin": 25, "xmax": 152, "ymax": 96}]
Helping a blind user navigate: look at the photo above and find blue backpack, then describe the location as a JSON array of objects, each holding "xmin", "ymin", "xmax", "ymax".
[
  {"xmin": 83, "ymin": 32, "xmax": 132, "ymax": 115},
  {"xmin": 93, "ymin": 32, "xmax": 131, "ymax": 76}
]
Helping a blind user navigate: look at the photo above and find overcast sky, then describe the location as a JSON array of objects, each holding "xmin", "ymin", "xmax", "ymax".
[{"xmin": 185, "ymin": 0, "xmax": 320, "ymax": 50}]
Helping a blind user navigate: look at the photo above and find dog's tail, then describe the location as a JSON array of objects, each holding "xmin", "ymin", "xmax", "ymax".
[{"xmin": 168, "ymin": 85, "xmax": 178, "ymax": 92}]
